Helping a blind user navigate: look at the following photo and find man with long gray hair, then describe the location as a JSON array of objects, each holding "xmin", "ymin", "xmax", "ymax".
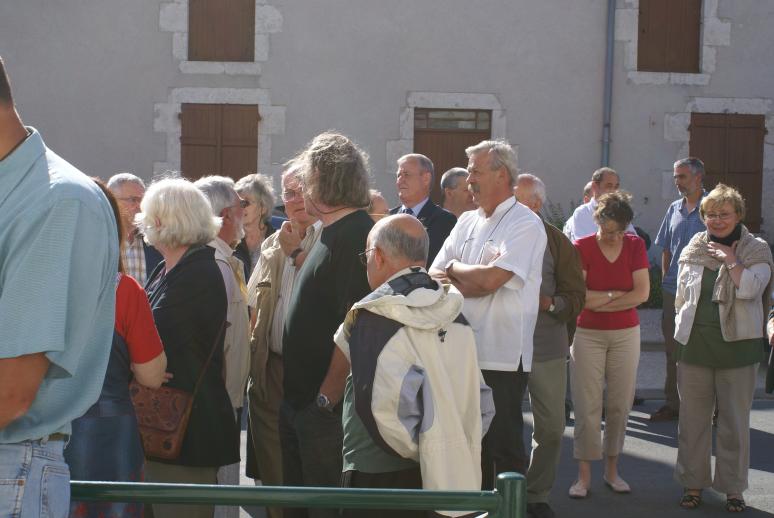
[{"xmin": 430, "ymin": 139, "xmax": 547, "ymax": 490}]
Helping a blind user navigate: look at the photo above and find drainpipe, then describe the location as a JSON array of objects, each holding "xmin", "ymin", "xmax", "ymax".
[{"xmin": 601, "ymin": 0, "xmax": 616, "ymax": 166}]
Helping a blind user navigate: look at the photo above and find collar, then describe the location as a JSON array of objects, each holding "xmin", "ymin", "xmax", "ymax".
[
  {"xmin": 386, "ymin": 266, "xmax": 427, "ymax": 283},
  {"xmin": 477, "ymin": 195, "xmax": 516, "ymax": 219},
  {"xmin": 402, "ymin": 197, "xmax": 429, "ymax": 216},
  {"xmin": 0, "ymin": 127, "xmax": 44, "ymax": 178},
  {"xmin": 678, "ymin": 190, "xmax": 707, "ymax": 214},
  {"xmin": 209, "ymin": 236, "xmax": 234, "ymax": 258}
]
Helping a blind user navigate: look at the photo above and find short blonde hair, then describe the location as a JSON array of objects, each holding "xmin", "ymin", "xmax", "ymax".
[
  {"xmin": 700, "ymin": 183, "xmax": 745, "ymax": 221},
  {"xmin": 136, "ymin": 178, "xmax": 221, "ymax": 248}
]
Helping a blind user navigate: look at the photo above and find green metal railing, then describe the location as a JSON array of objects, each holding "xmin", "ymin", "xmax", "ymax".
[{"xmin": 71, "ymin": 472, "xmax": 525, "ymax": 518}]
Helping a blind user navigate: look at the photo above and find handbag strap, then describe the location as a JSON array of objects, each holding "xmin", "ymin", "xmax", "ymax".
[{"xmin": 190, "ymin": 318, "xmax": 228, "ymax": 399}]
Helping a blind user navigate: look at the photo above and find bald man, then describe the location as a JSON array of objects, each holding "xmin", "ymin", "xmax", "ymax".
[{"xmin": 333, "ymin": 215, "xmax": 494, "ymax": 516}]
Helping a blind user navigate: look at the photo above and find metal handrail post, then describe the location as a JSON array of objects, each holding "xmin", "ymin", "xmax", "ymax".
[{"xmin": 493, "ymin": 472, "xmax": 526, "ymax": 518}]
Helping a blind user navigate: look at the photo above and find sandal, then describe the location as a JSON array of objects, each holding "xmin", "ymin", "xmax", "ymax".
[
  {"xmin": 726, "ymin": 497, "xmax": 746, "ymax": 513},
  {"xmin": 680, "ymin": 490, "xmax": 702, "ymax": 509}
]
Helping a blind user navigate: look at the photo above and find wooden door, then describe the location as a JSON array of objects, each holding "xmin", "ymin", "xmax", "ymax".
[
  {"xmin": 689, "ymin": 113, "xmax": 766, "ymax": 232},
  {"xmin": 180, "ymin": 104, "xmax": 260, "ymax": 181}
]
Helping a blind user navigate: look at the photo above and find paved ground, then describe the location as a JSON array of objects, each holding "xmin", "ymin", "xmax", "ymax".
[{"xmin": 236, "ymin": 346, "xmax": 774, "ymax": 517}]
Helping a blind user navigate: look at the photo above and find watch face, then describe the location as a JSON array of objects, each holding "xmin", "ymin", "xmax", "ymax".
[{"xmin": 316, "ymin": 394, "xmax": 330, "ymax": 408}]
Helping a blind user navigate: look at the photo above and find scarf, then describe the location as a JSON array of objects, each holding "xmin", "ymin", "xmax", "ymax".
[{"xmin": 679, "ymin": 226, "xmax": 774, "ymax": 341}]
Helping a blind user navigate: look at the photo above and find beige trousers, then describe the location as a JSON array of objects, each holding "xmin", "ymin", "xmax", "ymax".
[
  {"xmin": 145, "ymin": 462, "xmax": 217, "ymax": 518},
  {"xmin": 675, "ymin": 362, "xmax": 758, "ymax": 494},
  {"xmin": 570, "ymin": 326, "xmax": 640, "ymax": 460}
]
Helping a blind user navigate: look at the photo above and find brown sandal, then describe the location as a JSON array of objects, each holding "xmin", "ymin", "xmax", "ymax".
[{"xmin": 680, "ymin": 490, "xmax": 702, "ymax": 509}]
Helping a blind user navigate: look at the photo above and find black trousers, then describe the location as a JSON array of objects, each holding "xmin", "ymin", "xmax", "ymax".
[
  {"xmin": 481, "ymin": 366, "xmax": 530, "ymax": 490},
  {"xmin": 341, "ymin": 467, "xmax": 424, "ymax": 518}
]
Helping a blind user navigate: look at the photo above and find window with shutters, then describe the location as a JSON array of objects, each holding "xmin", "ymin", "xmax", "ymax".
[
  {"xmin": 689, "ymin": 113, "xmax": 767, "ymax": 232},
  {"xmin": 188, "ymin": 0, "xmax": 255, "ymax": 62},
  {"xmin": 180, "ymin": 104, "xmax": 260, "ymax": 181},
  {"xmin": 638, "ymin": 0, "xmax": 702, "ymax": 73}
]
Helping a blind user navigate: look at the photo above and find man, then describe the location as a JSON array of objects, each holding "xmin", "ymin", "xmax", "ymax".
[
  {"xmin": 440, "ymin": 166, "xmax": 477, "ymax": 218},
  {"xmin": 514, "ymin": 174, "xmax": 585, "ymax": 518},
  {"xmin": 246, "ymin": 162, "xmax": 322, "ymax": 518},
  {"xmin": 107, "ymin": 172, "xmax": 162, "ymax": 285},
  {"xmin": 390, "ymin": 154, "xmax": 456, "ymax": 266},
  {"xmin": 367, "ymin": 189, "xmax": 390, "ymax": 222},
  {"xmin": 0, "ymin": 56, "xmax": 118, "ymax": 517},
  {"xmin": 651, "ymin": 157, "xmax": 706, "ymax": 422},
  {"xmin": 334, "ymin": 214, "xmax": 494, "ymax": 518},
  {"xmin": 582, "ymin": 181, "xmax": 593, "ymax": 204},
  {"xmin": 563, "ymin": 167, "xmax": 635, "ymax": 241},
  {"xmin": 195, "ymin": 175, "xmax": 251, "ymax": 518},
  {"xmin": 281, "ymin": 132, "xmax": 373, "ymax": 518},
  {"xmin": 430, "ymin": 140, "xmax": 547, "ymax": 489}
]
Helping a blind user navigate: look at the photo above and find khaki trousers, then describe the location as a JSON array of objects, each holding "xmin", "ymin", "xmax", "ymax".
[
  {"xmin": 570, "ymin": 326, "xmax": 640, "ymax": 460},
  {"xmin": 145, "ymin": 462, "xmax": 217, "ymax": 518},
  {"xmin": 248, "ymin": 352, "xmax": 284, "ymax": 518},
  {"xmin": 661, "ymin": 291, "xmax": 680, "ymax": 411},
  {"xmin": 526, "ymin": 357, "xmax": 567, "ymax": 503},
  {"xmin": 675, "ymin": 362, "xmax": 758, "ymax": 494}
]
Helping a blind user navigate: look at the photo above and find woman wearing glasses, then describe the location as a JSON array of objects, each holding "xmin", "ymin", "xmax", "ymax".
[
  {"xmin": 568, "ymin": 191, "xmax": 650, "ymax": 499},
  {"xmin": 673, "ymin": 184, "xmax": 773, "ymax": 512}
]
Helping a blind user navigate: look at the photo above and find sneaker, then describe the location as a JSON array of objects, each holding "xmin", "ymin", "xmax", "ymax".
[
  {"xmin": 527, "ymin": 502, "xmax": 556, "ymax": 518},
  {"xmin": 649, "ymin": 405, "xmax": 679, "ymax": 422}
]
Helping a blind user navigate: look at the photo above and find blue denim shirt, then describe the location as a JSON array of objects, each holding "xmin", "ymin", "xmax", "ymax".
[
  {"xmin": 0, "ymin": 129, "xmax": 118, "ymax": 442},
  {"xmin": 655, "ymin": 193, "xmax": 706, "ymax": 295}
]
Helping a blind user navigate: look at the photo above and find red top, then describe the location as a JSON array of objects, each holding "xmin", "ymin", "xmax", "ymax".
[
  {"xmin": 575, "ymin": 233, "xmax": 649, "ymax": 330},
  {"xmin": 115, "ymin": 274, "xmax": 164, "ymax": 363}
]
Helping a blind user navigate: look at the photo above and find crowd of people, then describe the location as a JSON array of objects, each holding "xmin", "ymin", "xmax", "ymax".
[{"xmin": 2, "ymin": 55, "xmax": 774, "ymax": 518}]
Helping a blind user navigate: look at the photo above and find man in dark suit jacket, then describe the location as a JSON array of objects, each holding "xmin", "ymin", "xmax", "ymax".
[{"xmin": 390, "ymin": 153, "xmax": 456, "ymax": 266}]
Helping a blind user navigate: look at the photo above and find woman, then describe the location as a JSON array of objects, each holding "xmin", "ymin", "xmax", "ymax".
[
  {"xmin": 674, "ymin": 184, "xmax": 772, "ymax": 512},
  {"xmin": 136, "ymin": 178, "xmax": 240, "ymax": 518},
  {"xmin": 65, "ymin": 180, "xmax": 167, "ymax": 518},
  {"xmin": 235, "ymin": 173, "xmax": 275, "ymax": 278},
  {"xmin": 569, "ymin": 191, "xmax": 650, "ymax": 498}
]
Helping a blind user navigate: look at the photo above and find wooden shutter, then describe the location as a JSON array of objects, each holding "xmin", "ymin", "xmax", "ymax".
[
  {"xmin": 180, "ymin": 104, "xmax": 259, "ymax": 181},
  {"xmin": 689, "ymin": 113, "xmax": 766, "ymax": 232},
  {"xmin": 638, "ymin": 0, "xmax": 701, "ymax": 73},
  {"xmin": 189, "ymin": 0, "xmax": 255, "ymax": 62}
]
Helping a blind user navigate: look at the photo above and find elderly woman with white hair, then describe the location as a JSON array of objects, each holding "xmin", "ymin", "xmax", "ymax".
[{"xmin": 136, "ymin": 178, "xmax": 239, "ymax": 518}]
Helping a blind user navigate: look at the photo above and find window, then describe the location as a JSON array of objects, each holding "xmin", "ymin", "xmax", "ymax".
[
  {"xmin": 689, "ymin": 113, "xmax": 766, "ymax": 232},
  {"xmin": 180, "ymin": 104, "xmax": 260, "ymax": 181},
  {"xmin": 638, "ymin": 0, "xmax": 701, "ymax": 73},
  {"xmin": 188, "ymin": 0, "xmax": 255, "ymax": 62}
]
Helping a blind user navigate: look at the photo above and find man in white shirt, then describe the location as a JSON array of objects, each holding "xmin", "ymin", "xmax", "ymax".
[
  {"xmin": 563, "ymin": 167, "xmax": 635, "ymax": 241},
  {"xmin": 195, "ymin": 175, "xmax": 251, "ymax": 518},
  {"xmin": 430, "ymin": 139, "xmax": 547, "ymax": 489}
]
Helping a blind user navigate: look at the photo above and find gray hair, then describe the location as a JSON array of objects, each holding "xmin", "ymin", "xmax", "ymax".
[
  {"xmin": 674, "ymin": 157, "xmax": 705, "ymax": 177},
  {"xmin": 398, "ymin": 153, "xmax": 435, "ymax": 183},
  {"xmin": 591, "ymin": 167, "xmax": 618, "ymax": 184},
  {"xmin": 194, "ymin": 175, "xmax": 239, "ymax": 215},
  {"xmin": 107, "ymin": 172, "xmax": 145, "ymax": 191},
  {"xmin": 465, "ymin": 140, "xmax": 518, "ymax": 185},
  {"xmin": 235, "ymin": 174, "xmax": 275, "ymax": 214},
  {"xmin": 440, "ymin": 167, "xmax": 469, "ymax": 190},
  {"xmin": 136, "ymin": 178, "xmax": 221, "ymax": 248},
  {"xmin": 517, "ymin": 173, "xmax": 547, "ymax": 204},
  {"xmin": 371, "ymin": 219, "xmax": 429, "ymax": 263}
]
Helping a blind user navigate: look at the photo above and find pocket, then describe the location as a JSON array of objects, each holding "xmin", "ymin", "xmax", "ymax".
[
  {"xmin": 0, "ymin": 478, "xmax": 25, "ymax": 518},
  {"xmin": 40, "ymin": 464, "xmax": 70, "ymax": 518}
]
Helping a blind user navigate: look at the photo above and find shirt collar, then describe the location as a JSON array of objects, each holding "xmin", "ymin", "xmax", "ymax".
[
  {"xmin": 678, "ymin": 190, "xmax": 707, "ymax": 214},
  {"xmin": 402, "ymin": 197, "xmax": 429, "ymax": 216},
  {"xmin": 478, "ymin": 195, "xmax": 516, "ymax": 219},
  {"xmin": 386, "ymin": 266, "xmax": 427, "ymax": 283},
  {"xmin": 210, "ymin": 236, "xmax": 234, "ymax": 258},
  {"xmin": 0, "ymin": 127, "xmax": 44, "ymax": 189}
]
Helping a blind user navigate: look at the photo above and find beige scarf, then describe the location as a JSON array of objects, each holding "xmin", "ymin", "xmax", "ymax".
[{"xmin": 679, "ymin": 226, "xmax": 773, "ymax": 341}]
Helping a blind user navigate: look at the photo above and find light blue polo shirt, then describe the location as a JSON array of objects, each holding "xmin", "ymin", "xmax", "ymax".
[
  {"xmin": 0, "ymin": 128, "xmax": 118, "ymax": 443},
  {"xmin": 655, "ymin": 192, "xmax": 706, "ymax": 295}
]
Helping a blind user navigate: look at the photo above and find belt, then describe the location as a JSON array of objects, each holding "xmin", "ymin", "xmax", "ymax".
[{"xmin": 43, "ymin": 433, "xmax": 69, "ymax": 442}]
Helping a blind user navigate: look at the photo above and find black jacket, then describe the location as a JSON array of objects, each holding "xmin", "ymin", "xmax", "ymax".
[
  {"xmin": 390, "ymin": 200, "xmax": 456, "ymax": 267},
  {"xmin": 146, "ymin": 245, "xmax": 239, "ymax": 467}
]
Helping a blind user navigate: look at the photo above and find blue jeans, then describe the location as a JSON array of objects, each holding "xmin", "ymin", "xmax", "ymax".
[{"xmin": 0, "ymin": 438, "xmax": 70, "ymax": 518}]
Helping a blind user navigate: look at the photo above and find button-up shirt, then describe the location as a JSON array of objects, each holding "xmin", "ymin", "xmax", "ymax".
[
  {"xmin": 655, "ymin": 192, "xmax": 707, "ymax": 295},
  {"xmin": 399, "ymin": 197, "xmax": 429, "ymax": 217},
  {"xmin": 563, "ymin": 197, "xmax": 636, "ymax": 241},
  {"xmin": 123, "ymin": 232, "xmax": 147, "ymax": 285}
]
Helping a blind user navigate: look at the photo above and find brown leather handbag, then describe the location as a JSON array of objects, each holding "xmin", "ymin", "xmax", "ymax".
[{"xmin": 130, "ymin": 320, "xmax": 226, "ymax": 461}]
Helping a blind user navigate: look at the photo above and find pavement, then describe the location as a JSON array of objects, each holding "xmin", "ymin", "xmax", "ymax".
[{"xmin": 235, "ymin": 344, "xmax": 774, "ymax": 517}]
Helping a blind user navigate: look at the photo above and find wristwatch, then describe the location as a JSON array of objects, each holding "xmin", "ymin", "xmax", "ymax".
[
  {"xmin": 727, "ymin": 262, "xmax": 739, "ymax": 271},
  {"xmin": 547, "ymin": 298, "xmax": 556, "ymax": 313},
  {"xmin": 316, "ymin": 393, "xmax": 334, "ymax": 411}
]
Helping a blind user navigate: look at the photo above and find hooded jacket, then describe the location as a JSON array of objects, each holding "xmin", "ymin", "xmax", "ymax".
[{"xmin": 334, "ymin": 268, "xmax": 494, "ymax": 503}]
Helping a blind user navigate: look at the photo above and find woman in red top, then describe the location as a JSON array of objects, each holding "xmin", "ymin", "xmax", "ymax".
[{"xmin": 568, "ymin": 192, "xmax": 650, "ymax": 499}]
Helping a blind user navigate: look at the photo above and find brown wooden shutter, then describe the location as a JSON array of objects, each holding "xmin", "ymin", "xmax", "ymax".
[
  {"xmin": 180, "ymin": 104, "xmax": 259, "ymax": 181},
  {"xmin": 189, "ymin": 0, "xmax": 255, "ymax": 62},
  {"xmin": 638, "ymin": 0, "xmax": 701, "ymax": 73},
  {"xmin": 689, "ymin": 113, "xmax": 766, "ymax": 232}
]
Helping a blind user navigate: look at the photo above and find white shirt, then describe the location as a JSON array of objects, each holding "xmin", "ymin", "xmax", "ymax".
[
  {"xmin": 210, "ymin": 237, "xmax": 251, "ymax": 409},
  {"xmin": 431, "ymin": 197, "xmax": 547, "ymax": 372},
  {"xmin": 563, "ymin": 198, "xmax": 636, "ymax": 241},
  {"xmin": 400, "ymin": 197, "xmax": 429, "ymax": 216}
]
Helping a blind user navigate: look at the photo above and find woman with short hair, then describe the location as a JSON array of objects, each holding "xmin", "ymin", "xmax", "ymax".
[
  {"xmin": 674, "ymin": 184, "xmax": 773, "ymax": 512},
  {"xmin": 235, "ymin": 173, "xmax": 276, "ymax": 277},
  {"xmin": 569, "ymin": 191, "xmax": 650, "ymax": 498},
  {"xmin": 136, "ymin": 177, "xmax": 239, "ymax": 518}
]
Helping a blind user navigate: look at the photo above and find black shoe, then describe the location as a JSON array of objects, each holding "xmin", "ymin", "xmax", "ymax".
[{"xmin": 527, "ymin": 502, "xmax": 556, "ymax": 518}]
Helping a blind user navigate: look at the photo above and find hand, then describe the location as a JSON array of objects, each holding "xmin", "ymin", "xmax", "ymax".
[
  {"xmin": 162, "ymin": 372, "xmax": 174, "ymax": 384},
  {"xmin": 707, "ymin": 241, "xmax": 738, "ymax": 265},
  {"xmin": 278, "ymin": 221, "xmax": 303, "ymax": 256},
  {"xmin": 539, "ymin": 295, "xmax": 553, "ymax": 311}
]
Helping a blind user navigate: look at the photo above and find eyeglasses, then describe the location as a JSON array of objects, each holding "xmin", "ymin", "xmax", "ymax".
[
  {"xmin": 281, "ymin": 189, "xmax": 304, "ymax": 203},
  {"xmin": 117, "ymin": 196, "xmax": 143, "ymax": 204},
  {"xmin": 359, "ymin": 247, "xmax": 376, "ymax": 266},
  {"xmin": 704, "ymin": 212, "xmax": 735, "ymax": 221}
]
